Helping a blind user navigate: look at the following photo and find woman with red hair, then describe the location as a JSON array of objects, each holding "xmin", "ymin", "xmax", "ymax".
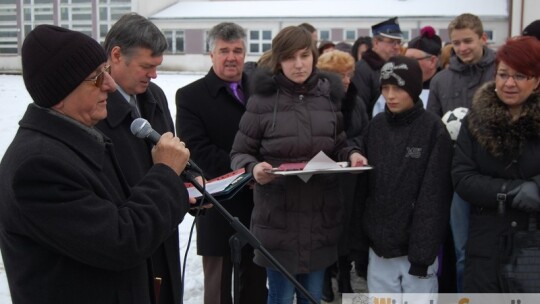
[{"xmin": 452, "ymin": 36, "xmax": 540, "ymax": 292}]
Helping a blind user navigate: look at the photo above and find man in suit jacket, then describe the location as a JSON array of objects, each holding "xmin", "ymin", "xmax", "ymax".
[
  {"xmin": 95, "ymin": 13, "xmax": 184, "ymax": 304},
  {"xmin": 176, "ymin": 22, "xmax": 268, "ymax": 304}
]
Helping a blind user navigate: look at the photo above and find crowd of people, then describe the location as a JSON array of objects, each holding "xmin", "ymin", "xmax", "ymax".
[{"xmin": 0, "ymin": 9, "xmax": 539, "ymax": 304}]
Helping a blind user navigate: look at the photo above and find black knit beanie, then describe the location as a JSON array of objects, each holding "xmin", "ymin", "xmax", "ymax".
[
  {"xmin": 407, "ymin": 26, "xmax": 442, "ymax": 56},
  {"xmin": 22, "ymin": 24, "xmax": 107, "ymax": 108},
  {"xmin": 380, "ymin": 56, "xmax": 423, "ymax": 103}
]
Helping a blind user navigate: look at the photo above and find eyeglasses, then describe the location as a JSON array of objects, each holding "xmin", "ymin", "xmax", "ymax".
[
  {"xmin": 84, "ymin": 65, "xmax": 111, "ymax": 87},
  {"xmin": 496, "ymin": 72, "xmax": 533, "ymax": 83},
  {"xmin": 414, "ymin": 55, "xmax": 432, "ymax": 61},
  {"xmin": 379, "ymin": 39, "xmax": 402, "ymax": 47}
]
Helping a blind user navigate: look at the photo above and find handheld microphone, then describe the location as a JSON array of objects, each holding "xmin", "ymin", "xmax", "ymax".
[{"xmin": 130, "ymin": 118, "xmax": 203, "ymax": 174}]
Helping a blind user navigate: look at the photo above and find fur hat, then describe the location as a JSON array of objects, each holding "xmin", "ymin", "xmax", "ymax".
[
  {"xmin": 22, "ymin": 24, "xmax": 106, "ymax": 108},
  {"xmin": 408, "ymin": 26, "xmax": 442, "ymax": 56},
  {"xmin": 372, "ymin": 17, "xmax": 403, "ymax": 40},
  {"xmin": 380, "ymin": 56, "xmax": 423, "ymax": 103},
  {"xmin": 523, "ymin": 20, "xmax": 540, "ymax": 41}
]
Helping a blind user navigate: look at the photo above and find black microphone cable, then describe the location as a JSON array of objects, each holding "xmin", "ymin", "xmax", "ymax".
[{"xmin": 180, "ymin": 167, "xmax": 206, "ymax": 304}]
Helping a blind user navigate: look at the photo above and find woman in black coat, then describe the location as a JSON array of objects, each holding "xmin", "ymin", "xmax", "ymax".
[{"xmin": 452, "ymin": 36, "xmax": 540, "ymax": 292}]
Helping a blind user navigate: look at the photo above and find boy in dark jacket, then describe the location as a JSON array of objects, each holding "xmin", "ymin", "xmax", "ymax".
[{"xmin": 360, "ymin": 56, "xmax": 453, "ymax": 297}]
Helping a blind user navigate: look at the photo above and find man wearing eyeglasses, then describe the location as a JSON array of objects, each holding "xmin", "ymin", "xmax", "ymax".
[
  {"xmin": 0, "ymin": 24, "xmax": 193, "ymax": 304},
  {"xmin": 95, "ymin": 13, "xmax": 186, "ymax": 304},
  {"xmin": 351, "ymin": 17, "xmax": 404, "ymax": 119}
]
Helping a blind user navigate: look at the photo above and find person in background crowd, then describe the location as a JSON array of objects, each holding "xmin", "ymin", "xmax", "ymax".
[
  {"xmin": 299, "ymin": 22, "xmax": 318, "ymax": 43},
  {"xmin": 452, "ymin": 36, "xmax": 540, "ymax": 292},
  {"xmin": 522, "ymin": 19, "xmax": 540, "ymax": 40},
  {"xmin": 406, "ymin": 26, "xmax": 442, "ymax": 93},
  {"xmin": 318, "ymin": 40, "xmax": 336, "ymax": 55},
  {"xmin": 351, "ymin": 36, "xmax": 373, "ymax": 62},
  {"xmin": 427, "ymin": 13, "xmax": 496, "ymax": 293},
  {"xmin": 176, "ymin": 22, "xmax": 268, "ymax": 304},
  {"xmin": 0, "ymin": 24, "xmax": 194, "ymax": 304},
  {"xmin": 317, "ymin": 50, "xmax": 369, "ymax": 302},
  {"xmin": 335, "ymin": 41, "xmax": 353, "ymax": 54},
  {"xmin": 439, "ymin": 43, "xmax": 453, "ymax": 69},
  {"xmin": 230, "ymin": 26, "xmax": 366, "ymax": 304},
  {"xmin": 96, "ymin": 13, "xmax": 185, "ymax": 303},
  {"xmin": 351, "ymin": 17, "xmax": 404, "ymax": 119},
  {"xmin": 360, "ymin": 56, "xmax": 453, "ymax": 299}
]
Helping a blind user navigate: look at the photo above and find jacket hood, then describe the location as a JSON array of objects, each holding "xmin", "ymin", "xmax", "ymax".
[
  {"xmin": 467, "ymin": 81, "xmax": 540, "ymax": 160},
  {"xmin": 250, "ymin": 68, "xmax": 344, "ymax": 103}
]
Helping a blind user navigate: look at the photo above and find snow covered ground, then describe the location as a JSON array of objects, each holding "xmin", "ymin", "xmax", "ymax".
[
  {"xmin": 0, "ymin": 72, "xmax": 368, "ymax": 304},
  {"xmin": 0, "ymin": 73, "xmax": 206, "ymax": 304}
]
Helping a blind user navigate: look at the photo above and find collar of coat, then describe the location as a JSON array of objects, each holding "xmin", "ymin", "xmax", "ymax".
[
  {"xmin": 249, "ymin": 67, "xmax": 344, "ymax": 103},
  {"xmin": 362, "ymin": 48, "xmax": 386, "ymax": 71},
  {"xmin": 206, "ymin": 68, "xmax": 249, "ymax": 99},
  {"xmin": 467, "ymin": 81, "xmax": 540, "ymax": 160},
  {"xmin": 104, "ymin": 83, "xmax": 163, "ymax": 128},
  {"xmin": 383, "ymin": 99, "xmax": 425, "ymax": 126},
  {"xmin": 448, "ymin": 46, "xmax": 496, "ymax": 73}
]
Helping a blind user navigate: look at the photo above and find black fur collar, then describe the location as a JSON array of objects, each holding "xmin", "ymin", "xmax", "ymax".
[
  {"xmin": 362, "ymin": 48, "xmax": 386, "ymax": 71},
  {"xmin": 468, "ymin": 82, "xmax": 540, "ymax": 160}
]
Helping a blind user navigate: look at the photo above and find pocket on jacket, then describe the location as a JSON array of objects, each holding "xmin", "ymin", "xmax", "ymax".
[
  {"xmin": 252, "ymin": 183, "xmax": 287, "ymax": 230},
  {"xmin": 466, "ymin": 214, "xmax": 500, "ymax": 258}
]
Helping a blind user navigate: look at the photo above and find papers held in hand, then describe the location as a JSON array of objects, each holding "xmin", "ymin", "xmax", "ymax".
[
  {"xmin": 265, "ymin": 151, "xmax": 372, "ymax": 182},
  {"xmin": 185, "ymin": 168, "xmax": 252, "ymax": 200}
]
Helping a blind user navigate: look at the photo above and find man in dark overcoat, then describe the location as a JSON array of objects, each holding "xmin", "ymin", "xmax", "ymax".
[
  {"xmin": 95, "ymin": 13, "xmax": 184, "ymax": 304},
  {"xmin": 176, "ymin": 22, "xmax": 268, "ymax": 304}
]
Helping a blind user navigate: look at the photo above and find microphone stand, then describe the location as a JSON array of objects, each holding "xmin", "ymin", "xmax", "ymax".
[{"xmin": 182, "ymin": 171, "xmax": 318, "ymax": 304}]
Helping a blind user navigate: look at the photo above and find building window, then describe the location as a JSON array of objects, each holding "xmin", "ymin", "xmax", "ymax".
[
  {"xmin": 0, "ymin": 4, "xmax": 18, "ymax": 54},
  {"xmin": 249, "ymin": 29, "xmax": 272, "ymax": 54},
  {"xmin": 319, "ymin": 29, "xmax": 330, "ymax": 41},
  {"xmin": 164, "ymin": 30, "xmax": 185, "ymax": 54},
  {"xmin": 485, "ymin": 30, "xmax": 494, "ymax": 42},
  {"xmin": 344, "ymin": 29, "xmax": 356, "ymax": 41},
  {"xmin": 401, "ymin": 30, "xmax": 410, "ymax": 41}
]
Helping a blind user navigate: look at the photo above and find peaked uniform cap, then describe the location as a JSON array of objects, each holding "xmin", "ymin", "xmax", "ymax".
[{"xmin": 372, "ymin": 17, "xmax": 403, "ymax": 40}]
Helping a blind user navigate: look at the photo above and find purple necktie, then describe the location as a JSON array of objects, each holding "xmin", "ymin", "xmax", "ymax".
[{"xmin": 229, "ymin": 82, "xmax": 245, "ymax": 104}]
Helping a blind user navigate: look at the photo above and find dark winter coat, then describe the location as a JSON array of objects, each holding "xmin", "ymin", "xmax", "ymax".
[
  {"xmin": 427, "ymin": 46, "xmax": 496, "ymax": 117},
  {"xmin": 338, "ymin": 81, "xmax": 369, "ymax": 255},
  {"xmin": 452, "ymin": 82, "xmax": 540, "ymax": 292},
  {"xmin": 96, "ymin": 82, "xmax": 182, "ymax": 304},
  {"xmin": 361, "ymin": 101, "xmax": 454, "ymax": 276},
  {"xmin": 350, "ymin": 48, "xmax": 386, "ymax": 119},
  {"xmin": 176, "ymin": 68, "xmax": 254, "ymax": 256},
  {"xmin": 230, "ymin": 69, "xmax": 357, "ymax": 274},
  {"xmin": 0, "ymin": 104, "xmax": 190, "ymax": 304}
]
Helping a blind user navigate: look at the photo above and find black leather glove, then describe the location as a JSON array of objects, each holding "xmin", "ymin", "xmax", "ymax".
[{"xmin": 507, "ymin": 181, "xmax": 540, "ymax": 212}]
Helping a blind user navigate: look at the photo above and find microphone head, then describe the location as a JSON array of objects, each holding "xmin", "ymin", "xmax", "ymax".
[{"xmin": 130, "ymin": 118, "xmax": 152, "ymax": 139}]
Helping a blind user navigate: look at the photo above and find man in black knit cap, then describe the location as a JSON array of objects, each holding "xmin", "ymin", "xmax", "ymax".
[
  {"xmin": 358, "ymin": 56, "xmax": 453, "ymax": 299},
  {"xmin": 0, "ymin": 24, "xmax": 194, "ymax": 304}
]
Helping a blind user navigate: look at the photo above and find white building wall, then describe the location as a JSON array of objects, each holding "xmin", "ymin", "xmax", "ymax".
[{"xmin": 510, "ymin": 0, "xmax": 540, "ymax": 37}]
